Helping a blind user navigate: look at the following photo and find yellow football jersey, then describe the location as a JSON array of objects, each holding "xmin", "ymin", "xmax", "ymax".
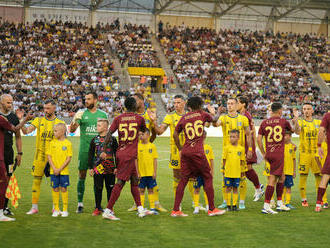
[
  {"xmin": 47, "ymin": 138, "xmax": 72, "ymax": 175},
  {"xmin": 219, "ymin": 114, "xmax": 249, "ymax": 150},
  {"xmin": 138, "ymin": 142, "xmax": 158, "ymax": 177},
  {"xmin": 298, "ymin": 119, "xmax": 321, "ymax": 154},
  {"xmin": 284, "ymin": 143, "xmax": 296, "ymax": 176},
  {"xmin": 204, "ymin": 144, "xmax": 214, "ymax": 167},
  {"xmin": 30, "ymin": 116, "xmax": 65, "ymax": 163},
  {"xmin": 223, "ymin": 144, "xmax": 245, "ymax": 178},
  {"xmin": 163, "ymin": 112, "xmax": 185, "ymax": 167},
  {"xmin": 138, "ymin": 109, "xmax": 153, "ymax": 131}
]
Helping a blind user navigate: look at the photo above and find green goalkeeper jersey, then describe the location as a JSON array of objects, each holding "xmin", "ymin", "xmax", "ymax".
[{"xmin": 77, "ymin": 109, "xmax": 108, "ymax": 159}]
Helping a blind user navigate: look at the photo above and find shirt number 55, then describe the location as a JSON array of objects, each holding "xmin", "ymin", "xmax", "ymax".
[{"xmin": 119, "ymin": 123, "xmax": 138, "ymax": 141}]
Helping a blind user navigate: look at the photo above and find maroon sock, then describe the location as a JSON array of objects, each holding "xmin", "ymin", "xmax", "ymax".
[
  {"xmin": 317, "ymin": 187, "xmax": 326, "ymax": 204},
  {"xmin": 106, "ymin": 183, "xmax": 123, "ymax": 210},
  {"xmin": 131, "ymin": 183, "xmax": 141, "ymax": 207},
  {"xmin": 173, "ymin": 178, "xmax": 189, "ymax": 211},
  {"xmin": 276, "ymin": 182, "xmax": 284, "ymax": 201},
  {"xmin": 203, "ymin": 177, "xmax": 215, "ymax": 211},
  {"xmin": 264, "ymin": 185, "xmax": 274, "ymax": 203},
  {"xmin": 245, "ymin": 169, "xmax": 260, "ymax": 189},
  {"xmin": 0, "ymin": 165, "xmax": 8, "ymax": 209}
]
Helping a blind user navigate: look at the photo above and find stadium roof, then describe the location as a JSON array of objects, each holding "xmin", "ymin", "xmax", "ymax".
[{"xmin": 2, "ymin": 0, "xmax": 330, "ymax": 21}]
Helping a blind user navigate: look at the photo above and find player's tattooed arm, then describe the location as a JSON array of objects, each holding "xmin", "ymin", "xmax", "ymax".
[
  {"xmin": 257, "ymin": 134, "xmax": 265, "ymax": 158},
  {"xmin": 173, "ymin": 130, "xmax": 182, "ymax": 151},
  {"xmin": 148, "ymin": 110, "xmax": 168, "ymax": 135},
  {"xmin": 292, "ymin": 108, "xmax": 300, "ymax": 135},
  {"xmin": 245, "ymin": 126, "xmax": 253, "ymax": 159},
  {"xmin": 207, "ymin": 104, "xmax": 223, "ymax": 126},
  {"xmin": 15, "ymin": 112, "xmax": 34, "ymax": 133},
  {"xmin": 317, "ymin": 127, "xmax": 326, "ymax": 159},
  {"xmin": 101, "ymin": 131, "xmax": 114, "ymax": 160}
]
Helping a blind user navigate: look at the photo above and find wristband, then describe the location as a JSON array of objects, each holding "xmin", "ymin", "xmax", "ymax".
[
  {"xmin": 17, "ymin": 152, "xmax": 23, "ymax": 155},
  {"xmin": 317, "ymin": 143, "xmax": 322, "ymax": 147}
]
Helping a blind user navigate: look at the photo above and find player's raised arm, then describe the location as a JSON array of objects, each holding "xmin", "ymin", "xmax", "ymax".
[
  {"xmin": 69, "ymin": 110, "xmax": 84, "ymax": 133},
  {"xmin": 148, "ymin": 109, "xmax": 169, "ymax": 135},
  {"xmin": 292, "ymin": 108, "xmax": 301, "ymax": 135}
]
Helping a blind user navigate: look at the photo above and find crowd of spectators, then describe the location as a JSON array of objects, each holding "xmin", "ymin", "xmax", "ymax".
[
  {"xmin": 108, "ymin": 23, "xmax": 161, "ymax": 68},
  {"xmin": 0, "ymin": 20, "xmax": 128, "ymax": 119},
  {"xmin": 158, "ymin": 26, "xmax": 329, "ymax": 119}
]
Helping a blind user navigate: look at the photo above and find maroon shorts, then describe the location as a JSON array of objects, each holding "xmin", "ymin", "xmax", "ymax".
[
  {"xmin": 266, "ymin": 155, "xmax": 284, "ymax": 176},
  {"xmin": 116, "ymin": 152, "xmax": 138, "ymax": 182},
  {"xmin": 180, "ymin": 152, "xmax": 212, "ymax": 180},
  {"xmin": 321, "ymin": 154, "xmax": 330, "ymax": 175}
]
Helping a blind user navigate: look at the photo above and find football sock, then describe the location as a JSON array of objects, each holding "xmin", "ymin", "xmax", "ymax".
[
  {"xmin": 149, "ymin": 193, "xmax": 155, "ymax": 209},
  {"xmin": 32, "ymin": 177, "xmax": 42, "ymax": 205},
  {"xmin": 52, "ymin": 190, "xmax": 60, "ymax": 211},
  {"xmin": 4, "ymin": 198, "xmax": 8, "ymax": 209},
  {"xmin": 107, "ymin": 183, "xmax": 123, "ymax": 210},
  {"xmin": 227, "ymin": 192, "xmax": 232, "ymax": 206},
  {"xmin": 285, "ymin": 191, "xmax": 291, "ymax": 205},
  {"xmin": 317, "ymin": 187, "xmax": 326, "ymax": 204},
  {"xmin": 0, "ymin": 179, "xmax": 8, "ymax": 210},
  {"xmin": 233, "ymin": 192, "xmax": 238, "ymax": 206},
  {"xmin": 299, "ymin": 174, "xmax": 308, "ymax": 200},
  {"xmin": 276, "ymin": 182, "xmax": 284, "ymax": 200},
  {"xmin": 94, "ymin": 184, "xmax": 103, "ymax": 210},
  {"xmin": 282, "ymin": 187, "xmax": 286, "ymax": 202},
  {"xmin": 315, "ymin": 174, "xmax": 322, "ymax": 193},
  {"xmin": 239, "ymin": 179, "xmax": 247, "ymax": 201},
  {"xmin": 193, "ymin": 192, "xmax": 200, "ymax": 208},
  {"xmin": 203, "ymin": 191, "xmax": 208, "ymax": 206},
  {"xmin": 173, "ymin": 178, "xmax": 189, "ymax": 211},
  {"xmin": 77, "ymin": 178, "xmax": 85, "ymax": 203},
  {"xmin": 264, "ymin": 185, "xmax": 274, "ymax": 203},
  {"xmin": 140, "ymin": 194, "xmax": 145, "ymax": 208},
  {"xmin": 153, "ymin": 185, "xmax": 160, "ymax": 204},
  {"xmin": 188, "ymin": 180, "xmax": 195, "ymax": 200},
  {"xmin": 131, "ymin": 183, "xmax": 141, "ymax": 207},
  {"xmin": 323, "ymin": 191, "xmax": 328, "ymax": 204},
  {"xmin": 245, "ymin": 169, "xmax": 260, "ymax": 189},
  {"xmin": 222, "ymin": 180, "xmax": 227, "ymax": 204},
  {"xmin": 203, "ymin": 177, "xmax": 215, "ymax": 211},
  {"xmin": 173, "ymin": 178, "xmax": 179, "ymax": 197},
  {"xmin": 62, "ymin": 190, "xmax": 68, "ymax": 212}
]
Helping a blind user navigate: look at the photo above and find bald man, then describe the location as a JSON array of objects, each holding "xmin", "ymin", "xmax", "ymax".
[{"xmin": 0, "ymin": 94, "xmax": 22, "ymax": 216}]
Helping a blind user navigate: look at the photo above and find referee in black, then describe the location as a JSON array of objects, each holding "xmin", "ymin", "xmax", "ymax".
[{"xmin": 0, "ymin": 94, "xmax": 22, "ymax": 216}]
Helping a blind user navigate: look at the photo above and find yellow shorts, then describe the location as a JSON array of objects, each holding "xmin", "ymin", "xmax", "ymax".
[
  {"xmin": 169, "ymin": 153, "xmax": 181, "ymax": 170},
  {"xmin": 299, "ymin": 152, "xmax": 321, "ymax": 174},
  {"xmin": 263, "ymin": 161, "xmax": 270, "ymax": 177},
  {"xmin": 32, "ymin": 159, "xmax": 48, "ymax": 177}
]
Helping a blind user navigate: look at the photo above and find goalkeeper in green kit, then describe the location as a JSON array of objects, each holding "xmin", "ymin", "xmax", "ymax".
[{"xmin": 69, "ymin": 92, "xmax": 108, "ymax": 213}]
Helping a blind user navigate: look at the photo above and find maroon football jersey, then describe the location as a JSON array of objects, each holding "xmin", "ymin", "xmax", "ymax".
[
  {"xmin": 321, "ymin": 112, "xmax": 330, "ymax": 148},
  {"xmin": 110, "ymin": 112, "xmax": 146, "ymax": 159},
  {"xmin": 258, "ymin": 116, "xmax": 292, "ymax": 161},
  {"xmin": 175, "ymin": 110, "xmax": 213, "ymax": 153},
  {"xmin": 0, "ymin": 116, "xmax": 14, "ymax": 161}
]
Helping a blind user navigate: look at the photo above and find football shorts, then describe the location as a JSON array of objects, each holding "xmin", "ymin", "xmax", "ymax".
[{"xmin": 299, "ymin": 152, "xmax": 321, "ymax": 174}]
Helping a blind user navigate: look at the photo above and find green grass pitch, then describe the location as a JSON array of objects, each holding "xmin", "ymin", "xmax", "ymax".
[{"xmin": 1, "ymin": 137, "xmax": 329, "ymax": 248}]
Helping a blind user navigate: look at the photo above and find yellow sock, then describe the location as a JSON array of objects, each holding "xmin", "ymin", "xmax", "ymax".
[
  {"xmin": 323, "ymin": 191, "xmax": 328, "ymax": 204},
  {"xmin": 148, "ymin": 193, "xmax": 155, "ymax": 209},
  {"xmin": 188, "ymin": 181, "xmax": 195, "ymax": 200},
  {"xmin": 233, "ymin": 192, "xmax": 238, "ymax": 206},
  {"xmin": 153, "ymin": 185, "xmax": 160, "ymax": 203},
  {"xmin": 282, "ymin": 187, "xmax": 287, "ymax": 202},
  {"xmin": 299, "ymin": 174, "xmax": 308, "ymax": 200},
  {"xmin": 193, "ymin": 192, "xmax": 200, "ymax": 208},
  {"xmin": 140, "ymin": 194, "xmax": 145, "ymax": 208},
  {"xmin": 173, "ymin": 178, "xmax": 179, "ymax": 197},
  {"xmin": 315, "ymin": 174, "xmax": 322, "ymax": 193},
  {"xmin": 32, "ymin": 177, "xmax": 42, "ymax": 204},
  {"xmin": 61, "ymin": 191, "xmax": 68, "ymax": 212},
  {"xmin": 239, "ymin": 179, "xmax": 247, "ymax": 201},
  {"xmin": 227, "ymin": 192, "xmax": 232, "ymax": 206},
  {"xmin": 203, "ymin": 191, "xmax": 208, "ymax": 206},
  {"xmin": 285, "ymin": 191, "xmax": 291, "ymax": 205},
  {"xmin": 222, "ymin": 180, "xmax": 227, "ymax": 203},
  {"xmin": 52, "ymin": 190, "xmax": 60, "ymax": 211}
]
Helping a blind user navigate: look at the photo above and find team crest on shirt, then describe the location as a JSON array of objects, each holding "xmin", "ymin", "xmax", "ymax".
[
  {"xmin": 289, "ymin": 149, "xmax": 293, "ymax": 153},
  {"xmin": 149, "ymin": 149, "xmax": 153, "ymax": 153},
  {"xmin": 238, "ymin": 152, "xmax": 242, "ymax": 156},
  {"xmin": 315, "ymin": 125, "xmax": 319, "ymax": 128},
  {"xmin": 205, "ymin": 150, "xmax": 209, "ymax": 154},
  {"xmin": 238, "ymin": 122, "xmax": 242, "ymax": 126},
  {"xmin": 62, "ymin": 146, "xmax": 67, "ymax": 151}
]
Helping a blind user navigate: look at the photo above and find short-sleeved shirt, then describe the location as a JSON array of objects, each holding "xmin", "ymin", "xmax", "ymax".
[
  {"xmin": 284, "ymin": 143, "xmax": 296, "ymax": 175},
  {"xmin": 320, "ymin": 112, "xmax": 330, "ymax": 149},
  {"xmin": 77, "ymin": 109, "xmax": 108, "ymax": 158},
  {"xmin": 204, "ymin": 144, "xmax": 214, "ymax": 167},
  {"xmin": 175, "ymin": 110, "xmax": 213, "ymax": 154},
  {"xmin": 223, "ymin": 144, "xmax": 245, "ymax": 178},
  {"xmin": 219, "ymin": 114, "xmax": 249, "ymax": 150},
  {"xmin": 138, "ymin": 109, "xmax": 153, "ymax": 131},
  {"xmin": 30, "ymin": 116, "xmax": 65, "ymax": 162},
  {"xmin": 258, "ymin": 116, "xmax": 292, "ymax": 162},
  {"xmin": 0, "ymin": 115, "xmax": 14, "ymax": 161},
  {"xmin": 0, "ymin": 111, "xmax": 19, "ymax": 164},
  {"xmin": 138, "ymin": 142, "xmax": 158, "ymax": 177},
  {"xmin": 298, "ymin": 119, "xmax": 321, "ymax": 154},
  {"xmin": 47, "ymin": 138, "xmax": 72, "ymax": 175},
  {"xmin": 110, "ymin": 112, "xmax": 146, "ymax": 159}
]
